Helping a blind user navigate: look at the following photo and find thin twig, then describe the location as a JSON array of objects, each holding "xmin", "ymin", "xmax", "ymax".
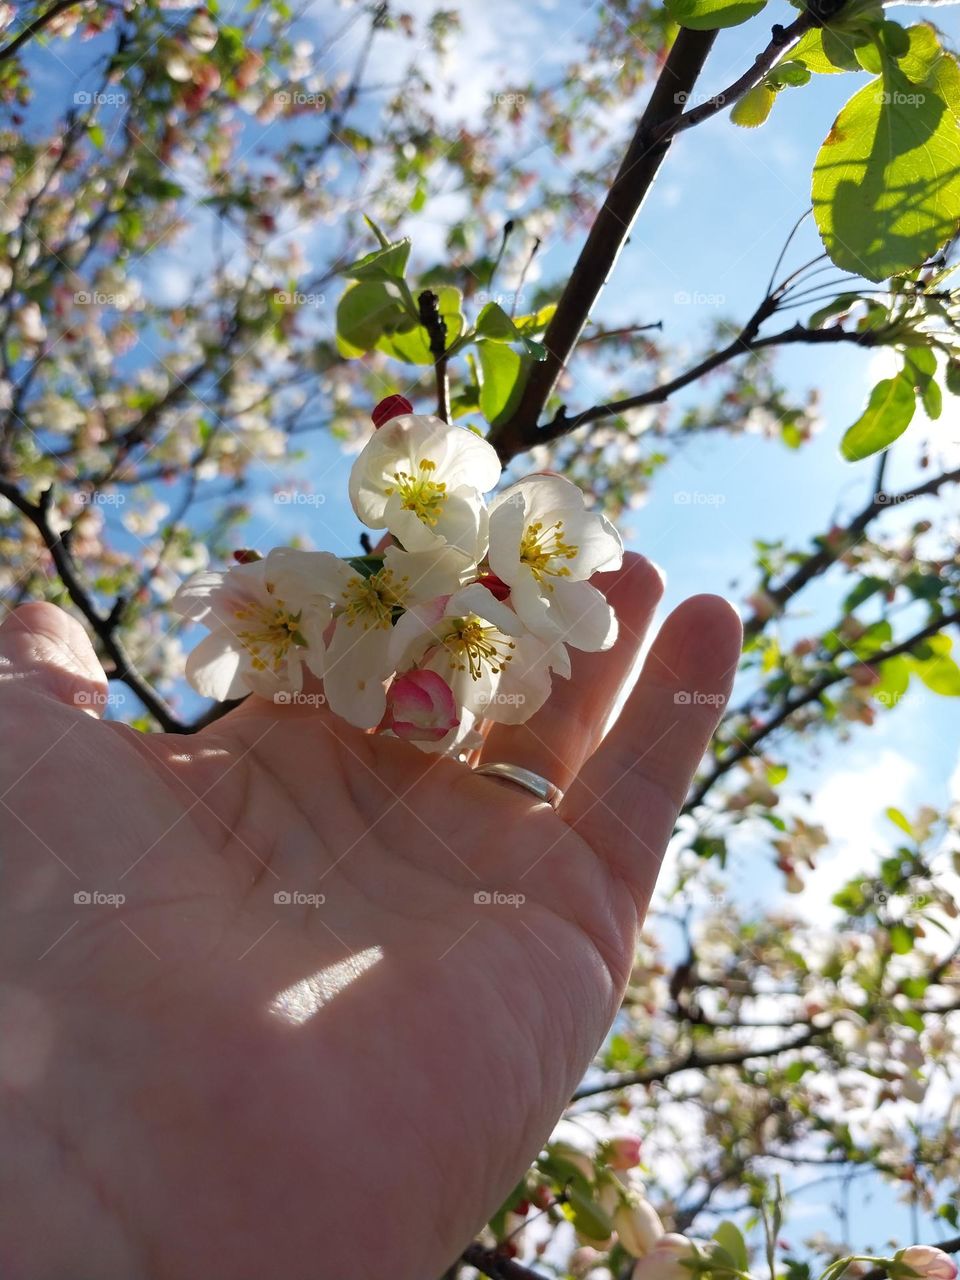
[{"xmin": 419, "ymin": 289, "xmax": 450, "ymax": 422}]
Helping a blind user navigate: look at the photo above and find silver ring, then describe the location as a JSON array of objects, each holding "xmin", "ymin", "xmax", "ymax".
[{"xmin": 473, "ymin": 762, "xmax": 564, "ymax": 809}]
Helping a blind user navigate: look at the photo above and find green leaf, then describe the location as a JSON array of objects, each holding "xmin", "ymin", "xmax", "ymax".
[
  {"xmin": 340, "ymin": 237, "xmax": 412, "ymax": 284},
  {"xmin": 566, "ymin": 1185, "xmax": 613, "ymax": 1242},
  {"xmin": 731, "ymin": 84, "xmax": 777, "ymax": 128},
  {"xmin": 513, "ymin": 303, "xmax": 557, "ymax": 335},
  {"xmin": 886, "ymin": 806, "xmax": 916, "ymax": 837},
  {"xmin": 713, "ymin": 1222, "xmax": 750, "ymax": 1273},
  {"xmin": 665, "ymin": 0, "xmax": 766, "ymax": 32},
  {"xmin": 909, "ymin": 634, "xmax": 960, "ymax": 694},
  {"xmin": 475, "ymin": 301, "xmax": 547, "ymax": 358},
  {"xmin": 809, "ymin": 293, "xmax": 859, "ymax": 328},
  {"xmin": 376, "ymin": 285, "xmax": 465, "ymax": 365},
  {"xmin": 478, "ymin": 340, "xmax": 526, "ymax": 425},
  {"xmin": 812, "ymin": 58, "xmax": 960, "ymax": 281},
  {"xmin": 769, "ymin": 60, "xmax": 812, "ymax": 88},
  {"xmin": 335, "ymin": 280, "xmax": 408, "ymax": 357},
  {"xmin": 946, "ymin": 357, "xmax": 960, "ymax": 395},
  {"xmin": 840, "ymin": 372, "xmax": 916, "ymax": 460},
  {"xmin": 889, "ymin": 922, "xmax": 915, "ymax": 954},
  {"xmin": 922, "ymin": 377, "xmax": 943, "ymax": 419}
]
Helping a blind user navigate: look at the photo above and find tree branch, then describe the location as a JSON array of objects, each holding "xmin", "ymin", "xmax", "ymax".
[
  {"xmin": 654, "ymin": 12, "xmax": 816, "ymax": 145},
  {"xmin": 419, "ymin": 289, "xmax": 450, "ymax": 423},
  {"xmin": 685, "ymin": 608, "xmax": 960, "ymax": 812},
  {"xmin": 860, "ymin": 1237, "xmax": 960, "ymax": 1280},
  {"xmin": 486, "ymin": 27, "xmax": 718, "ymax": 459},
  {"xmin": 573, "ymin": 1025, "xmax": 822, "ymax": 1101},
  {"xmin": 743, "ymin": 465, "xmax": 960, "ymax": 639},
  {"xmin": 0, "ymin": 0, "xmax": 84, "ymax": 63},
  {"xmin": 0, "ymin": 478, "xmax": 185, "ymax": 732},
  {"xmin": 517, "ymin": 318, "xmax": 892, "ymax": 451},
  {"xmin": 461, "ymin": 1243, "xmax": 545, "ymax": 1279}
]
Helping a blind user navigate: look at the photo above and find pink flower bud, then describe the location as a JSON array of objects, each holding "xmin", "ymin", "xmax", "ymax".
[
  {"xmin": 631, "ymin": 1234, "xmax": 701, "ymax": 1280},
  {"xmin": 899, "ymin": 1247, "xmax": 959, "ymax": 1280},
  {"xmin": 382, "ymin": 670, "xmax": 459, "ymax": 743},
  {"xmin": 607, "ymin": 1137, "xmax": 643, "ymax": 1170}
]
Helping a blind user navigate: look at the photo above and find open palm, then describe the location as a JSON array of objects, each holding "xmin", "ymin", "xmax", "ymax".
[{"xmin": 0, "ymin": 555, "xmax": 740, "ymax": 1280}]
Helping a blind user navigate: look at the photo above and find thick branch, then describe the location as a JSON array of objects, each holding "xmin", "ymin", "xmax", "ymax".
[
  {"xmin": 685, "ymin": 608, "xmax": 960, "ymax": 812},
  {"xmin": 0, "ymin": 478, "xmax": 185, "ymax": 732},
  {"xmin": 487, "ymin": 27, "xmax": 718, "ymax": 458}
]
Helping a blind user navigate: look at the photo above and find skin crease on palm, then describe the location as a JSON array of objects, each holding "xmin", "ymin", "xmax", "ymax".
[{"xmin": 0, "ymin": 552, "xmax": 741, "ymax": 1280}]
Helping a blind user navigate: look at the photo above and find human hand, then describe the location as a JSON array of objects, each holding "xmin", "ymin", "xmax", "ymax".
[{"xmin": 0, "ymin": 554, "xmax": 740, "ymax": 1280}]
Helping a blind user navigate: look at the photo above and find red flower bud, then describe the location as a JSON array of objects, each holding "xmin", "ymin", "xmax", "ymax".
[
  {"xmin": 372, "ymin": 395, "xmax": 414, "ymax": 428},
  {"xmin": 477, "ymin": 571, "xmax": 511, "ymax": 602},
  {"xmin": 233, "ymin": 548, "xmax": 263, "ymax": 564}
]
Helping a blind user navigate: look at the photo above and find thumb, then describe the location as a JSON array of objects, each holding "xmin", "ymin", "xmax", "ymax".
[{"xmin": 0, "ymin": 603, "xmax": 109, "ymax": 714}]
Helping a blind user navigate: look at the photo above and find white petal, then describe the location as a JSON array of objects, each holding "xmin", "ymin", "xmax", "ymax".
[
  {"xmin": 489, "ymin": 632, "xmax": 569, "ymax": 724},
  {"xmin": 384, "ymin": 544, "xmax": 475, "ymax": 603},
  {"xmin": 550, "ymin": 578, "xmax": 619, "ymax": 651},
  {"xmin": 322, "ymin": 621, "xmax": 391, "ymax": 728},
  {"xmin": 184, "ymin": 628, "xmax": 249, "ymax": 700},
  {"xmin": 447, "ymin": 583, "xmax": 524, "ymax": 635}
]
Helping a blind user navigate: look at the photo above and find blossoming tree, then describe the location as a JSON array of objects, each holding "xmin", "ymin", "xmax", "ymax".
[{"xmin": 0, "ymin": 1, "xmax": 959, "ymax": 1278}]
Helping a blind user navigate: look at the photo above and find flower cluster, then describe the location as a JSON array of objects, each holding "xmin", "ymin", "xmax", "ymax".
[{"xmin": 174, "ymin": 399, "xmax": 623, "ymax": 753}]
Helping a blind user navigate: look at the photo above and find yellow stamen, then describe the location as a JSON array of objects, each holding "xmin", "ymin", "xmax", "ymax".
[
  {"xmin": 384, "ymin": 458, "xmax": 447, "ymax": 525},
  {"xmin": 520, "ymin": 518, "xmax": 578, "ymax": 587},
  {"xmin": 340, "ymin": 567, "xmax": 407, "ymax": 630},
  {"xmin": 441, "ymin": 615, "xmax": 515, "ymax": 680},
  {"xmin": 233, "ymin": 598, "xmax": 303, "ymax": 673}
]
